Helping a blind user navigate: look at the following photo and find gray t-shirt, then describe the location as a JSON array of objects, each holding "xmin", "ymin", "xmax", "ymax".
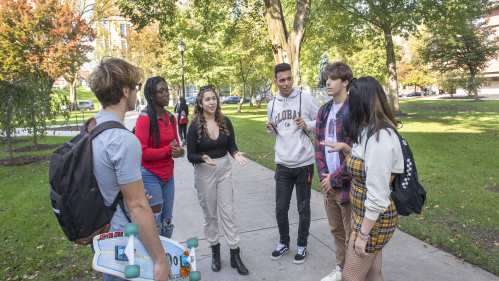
[{"xmin": 92, "ymin": 110, "xmax": 142, "ymax": 232}]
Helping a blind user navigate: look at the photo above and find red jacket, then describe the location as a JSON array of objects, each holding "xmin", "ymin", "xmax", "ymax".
[{"xmin": 135, "ymin": 111, "xmax": 180, "ymax": 181}]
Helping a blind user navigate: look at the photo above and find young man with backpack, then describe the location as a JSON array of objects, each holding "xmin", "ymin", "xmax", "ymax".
[
  {"xmin": 87, "ymin": 58, "xmax": 172, "ymax": 280},
  {"xmin": 314, "ymin": 62, "xmax": 354, "ymax": 281},
  {"xmin": 265, "ymin": 63, "xmax": 320, "ymax": 264}
]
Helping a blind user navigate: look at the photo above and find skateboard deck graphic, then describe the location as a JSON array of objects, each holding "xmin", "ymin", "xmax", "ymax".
[{"xmin": 92, "ymin": 230, "xmax": 195, "ymax": 280}]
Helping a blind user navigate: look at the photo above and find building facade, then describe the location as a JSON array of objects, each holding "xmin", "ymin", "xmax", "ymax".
[{"xmin": 481, "ymin": 1, "xmax": 499, "ymax": 94}]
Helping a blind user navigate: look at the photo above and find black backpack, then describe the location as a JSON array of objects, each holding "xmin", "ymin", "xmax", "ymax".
[
  {"xmin": 365, "ymin": 130, "xmax": 426, "ymax": 216},
  {"xmin": 390, "ymin": 132, "xmax": 427, "ymax": 216},
  {"xmin": 49, "ymin": 119, "xmax": 130, "ymax": 245}
]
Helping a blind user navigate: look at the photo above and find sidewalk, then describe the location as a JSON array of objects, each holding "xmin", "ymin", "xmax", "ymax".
[
  {"xmin": 0, "ymin": 111, "xmax": 140, "ymax": 138},
  {"xmin": 171, "ymin": 156, "xmax": 498, "ymax": 281}
]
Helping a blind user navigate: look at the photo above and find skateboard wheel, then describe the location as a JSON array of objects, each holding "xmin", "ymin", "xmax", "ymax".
[
  {"xmin": 189, "ymin": 271, "xmax": 201, "ymax": 281},
  {"xmin": 186, "ymin": 237, "xmax": 198, "ymax": 248},
  {"xmin": 124, "ymin": 264, "xmax": 140, "ymax": 278},
  {"xmin": 124, "ymin": 223, "xmax": 139, "ymax": 236}
]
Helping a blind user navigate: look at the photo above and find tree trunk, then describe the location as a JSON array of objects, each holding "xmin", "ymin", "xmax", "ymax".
[
  {"xmin": 264, "ymin": 0, "xmax": 311, "ymax": 87},
  {"xmin": 256, "ymin": 87, "xmax": 263, "ymax": 108},
  {"xmin": 249, "ymin": 85, "xmax": 254, "ymax": 107},
  {"xmin": 237, "ymin": 83, "xmax": 246, "ymax": 113},
  {"xmin": 32, "ymin": 111, "xmax": 37, "ymax": 147},
  {"xmin": 6, "ymin": 102, "xmax": 12, "ymax": 159},
  {"xmin": 69, "ymin": 77, "xmax": 78, "ymax": 111},
  {"xmin": 470, "ymin": 68, "xmax": 479, "ymax": 102},
  {"xmin": 383, "ymin": 27, "xmax": 403, "ymax": 116}
]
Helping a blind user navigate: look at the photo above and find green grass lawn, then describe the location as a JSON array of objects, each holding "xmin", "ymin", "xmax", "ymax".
[
  {"xmin": 52, "ymin": 87, "xmax": 100, "ymax": 109},
  {"xmin": 50, "ymin": 88, "xmax": 100, "ymax": 126},
  {"xmin": 225, "ymin": 101, "xmax": 499, "ymax": 274},
  {"xmin": 0, "ymin": 136, "xmax": 99, "ymax": 280},
  {"xmin": 1, "ymin": 100, "xmax": 498, "ymax": 280}
]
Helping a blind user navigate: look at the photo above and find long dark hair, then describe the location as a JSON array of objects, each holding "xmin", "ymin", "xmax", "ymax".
[
  {"xmin": 191, "ymin": 85, "xmax": 230, "ymax": 142},
  {"xmin": 144, "ymin": 76, "xmax": 168, "ymax": 148},
  {"xmin": 348, "ymin": 76, "xmax": 397, "ymax": 144}
]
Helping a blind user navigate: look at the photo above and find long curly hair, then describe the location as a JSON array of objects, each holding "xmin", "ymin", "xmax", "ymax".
[
  {"xmin": 191, "ymin": 85, "xmax": 230, "ymax": 143},
  {"xmin": 144, "ymin": 76, "xmax": 168, "ymax": 148}
]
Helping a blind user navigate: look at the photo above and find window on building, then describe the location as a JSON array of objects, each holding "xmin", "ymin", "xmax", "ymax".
[
  {"xmin": 120, "ymin": 24, "xmax": 125, "ymax": 38},
  {"xmin": 492, "ymin": 77, "xmax": 498, "ymax": 81},
  {"xmin": 121, "ymin": 39, "xmax": 127, "ymax": 50}
]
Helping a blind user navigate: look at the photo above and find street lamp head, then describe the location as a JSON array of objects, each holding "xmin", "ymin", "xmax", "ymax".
[{"xmin": 178, "ymin": 41, "xmax": 186, "ymax": 52}]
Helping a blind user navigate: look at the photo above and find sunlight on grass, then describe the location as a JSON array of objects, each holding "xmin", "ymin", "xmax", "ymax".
[{"xmin": 1, "ymin": 100, "xmax": 498, "ymax": 279}]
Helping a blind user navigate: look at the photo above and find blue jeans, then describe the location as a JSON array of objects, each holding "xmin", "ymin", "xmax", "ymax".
[
  {"xmin": 141, "ymin": 166, "xmax": 175, "ymax": 238},
  {"xmin": 103, "ymin": 273, "xmax": 126, "ymax": 281}
]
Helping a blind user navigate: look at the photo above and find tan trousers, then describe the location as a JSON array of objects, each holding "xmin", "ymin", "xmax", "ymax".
[
  {"xmin": 323, "ymin": 186, "xmax": 352, "ymax": 269},
  {"xmin": 194, "ymin": 155, "xmax": 240, "ymax": 248}
]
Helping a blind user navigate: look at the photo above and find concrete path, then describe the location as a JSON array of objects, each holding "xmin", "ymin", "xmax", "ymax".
[
  {"xmin": 170, "ymin": 156, "xmax": 498, "ymax": 281},
  {"xmin": 0, "ymin": 111, "xmax": 140, "ymax": 138}
]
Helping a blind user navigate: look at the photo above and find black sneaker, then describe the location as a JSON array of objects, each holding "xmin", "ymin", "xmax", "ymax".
[
  {"xmin": 294, "ymin": 246, "xmax": 307, "ymax": 264},
  {"xmin": 270, "ymin": 242, "xmax": 289, "ymax": 260}
]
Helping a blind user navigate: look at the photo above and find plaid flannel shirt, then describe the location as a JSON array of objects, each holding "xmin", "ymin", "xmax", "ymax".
[{"xmin": 314, "ymin": 98, "xmax": 352, "ymax": 205}]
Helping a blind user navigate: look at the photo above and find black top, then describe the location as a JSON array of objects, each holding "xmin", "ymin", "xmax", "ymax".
[{"xmin": 187, "ymin": 116, "xmax": 239, "ymax": 164}]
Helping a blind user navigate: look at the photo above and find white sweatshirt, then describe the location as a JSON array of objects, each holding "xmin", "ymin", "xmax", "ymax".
[
  {"xmin": 351, "ymin": 128, "xmax": 404, "ymax": 221},
  {"xmin": 267, "ymin": 87, "xmax": 320, "ymax": 168}
]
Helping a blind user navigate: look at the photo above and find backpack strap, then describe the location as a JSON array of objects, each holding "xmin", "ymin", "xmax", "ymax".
[
  {"xmin": 165, "ymin": 110, "xmax": 175, "ymax": 130},
  {"xmin": 299, "ymin": 92, "xmax": 312, "ymax": 141},
  {"xmin": 90, "ymin": 121, "xmax": 128, "ymax": 140},
  {"xmin": 269, "ymin": 99, "xmax": 279, "ymax": 134},
  {"xmin": 108, "ymin": 192, "xmax": 131, "ymax": 223},
  {"xmin": 342, "ymin": 105, "xmax": 349, "ymax": 130}
]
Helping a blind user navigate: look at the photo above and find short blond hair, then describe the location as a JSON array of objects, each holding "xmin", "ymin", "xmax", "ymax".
[{"xmin": 88, "ymin": 57, "xmax": 144, "ymax": 108}]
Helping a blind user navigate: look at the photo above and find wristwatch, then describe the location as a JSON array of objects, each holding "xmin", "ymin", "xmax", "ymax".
[{"xmin": 359, "ymin": 229, "xmax": 370, "ymax": 241}]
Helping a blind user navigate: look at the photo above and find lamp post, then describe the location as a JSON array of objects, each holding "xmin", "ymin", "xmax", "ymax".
[{"xmin": 178, "ymin": 41, "xmax": 186, "ymax": 98}]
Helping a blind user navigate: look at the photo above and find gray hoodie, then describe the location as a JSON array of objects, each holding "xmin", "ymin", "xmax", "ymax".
[{"xmin": 267, "ymin": 86, "xmax": 320, "ymax": 168}]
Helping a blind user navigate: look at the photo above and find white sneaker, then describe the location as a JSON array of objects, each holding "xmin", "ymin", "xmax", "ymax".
[{"xmin": 320, "ymin": 265, "xmax": 342, "ymax": 281}]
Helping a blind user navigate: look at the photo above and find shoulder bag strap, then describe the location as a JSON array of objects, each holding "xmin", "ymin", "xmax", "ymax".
[
  {"xmin": 299, "ymin": 92, "xmax": 312, "ymax": 140},
  {"xmin": 270, "ymin": 99, "xmax": 278, "ymax": 134},
  {"xmin": 90, "ymin": 121, "xmax": 128, "ymax": 140}
]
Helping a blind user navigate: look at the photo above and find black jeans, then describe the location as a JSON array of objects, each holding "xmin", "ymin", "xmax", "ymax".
[
  {"xmin": 178, "ymin": 124, "xmax": 187, "ymax": 141},
  {"xmin": 275, "ymin": 163, "xmax": 313, "ymax": 247}
]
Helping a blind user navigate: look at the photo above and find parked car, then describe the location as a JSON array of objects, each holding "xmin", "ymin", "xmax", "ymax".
[
  {"xmin": 61, "ymin": 100, "xmax": 95, "ymax": 111},
  {"xmin": 61, "ymin": 104, "xmax": 70, "ymax": 112},
  {"xmin": 407, "ymin": 92, "xmax": 422, "ymax": 97},
  {"xmin": 398, "ymin": 92, "xmax": 404, "ymax": 97},
  {"xmin": 221, "ymin": 96, "xmax": 241, "ymax": 104},
  {"xmin": 77, "ymin": 100, "xmax": 95, "ymax": 111},
  {"xmin": 243, "ymin": 98, "xmax": 250, "ymax": 104},
  {"xmin": 186, "ymin": 96, "xmax": 196, "ymax": 106}
]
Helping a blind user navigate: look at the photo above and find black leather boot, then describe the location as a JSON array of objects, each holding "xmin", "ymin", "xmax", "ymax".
[
  {"xmin": 230, "ymin": 247, "xmax": 249, "ymax": 275},
  {"xmin": 211, "ymin": 243, "xmax": 221, "ymax": 272}
]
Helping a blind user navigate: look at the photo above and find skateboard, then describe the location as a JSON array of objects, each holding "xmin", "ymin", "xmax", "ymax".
[{"xmin": 92, "ymin": 223, "xmax": 200, "ymax": 280}]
